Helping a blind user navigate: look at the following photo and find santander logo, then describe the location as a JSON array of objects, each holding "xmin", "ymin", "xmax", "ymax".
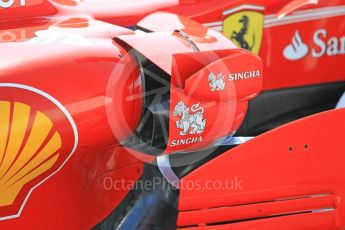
[
  {"xmin": 0, "ymin": 0, "xmax": 26, "ymax": 8},
  {"xmin": 283, "ymin": 29, "xmax": 345, "ymax": 61},
  {"xmin": 283, "ymin": 30, "xmax": 309, "ymax": 60}
]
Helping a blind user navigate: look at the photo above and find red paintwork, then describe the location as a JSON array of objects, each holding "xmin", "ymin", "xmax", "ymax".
[
  {"xmin": 183, "ymin": 50, "xmax": 262, "ymax": 101},
  {"xmin": 178, "ymin": 212, "xmax": 336, "ymax": 230},
  {"xmin": 260, "ymin": 7, "xmax": 345, "ymax": 90},
  {"xmin": 0, "ymin": 16, "xmax": 144, "ymax": 228},
  {"xmin": 276, "ymin": 0, "xmax": 319, "ymax": 19},
  {"xmin": 165, "ymin": 49, "xmax": 262, "ymax": 152},
  {"xmin": 82, "ymin": 147, "xmax": 143, "ymax": 229},
  {"xmin": 117, "ymin": 21, "xmax": 263, "ymax": 153},
  {"xmin": 179, "ymin": 195, "xmax": 336, "ymax": 227},
  {"xmin": 0, "ymin": 86, "xmax": 77, "ymax": 218},
  {"xmin": 178, "ymin": 108, "xmax": 345, "ymax": 229},
  {"xmin": 53, "ymin": 0, "xmax": 345, "ymax": 90},
  {"xmin": 2, "ymin": 0, "xmax": 345, "ymax": 90},
  {"xmin": 0, "ymin": 0, "xmax": 344, "ymax": 229}
]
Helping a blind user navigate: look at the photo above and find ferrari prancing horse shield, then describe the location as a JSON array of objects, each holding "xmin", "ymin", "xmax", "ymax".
[{"xmin": 223, "ymin": 11, "xmax": 264, "ymax": 55}]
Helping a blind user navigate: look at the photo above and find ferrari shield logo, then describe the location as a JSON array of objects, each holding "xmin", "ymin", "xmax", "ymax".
[{"xmin": 223, "ymin": 11, "xmax": 263, "ymax": 55}]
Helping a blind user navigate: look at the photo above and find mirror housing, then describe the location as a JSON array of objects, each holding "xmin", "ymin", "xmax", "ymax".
[{"xmin": 184, "ymin": 49, "xmax": 263, "ymax": 102}]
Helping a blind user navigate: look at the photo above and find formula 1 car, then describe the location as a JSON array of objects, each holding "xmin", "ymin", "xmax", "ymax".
[{"xmin": 0, "ymin": 0, "xmax": 345, "ymax": 229}]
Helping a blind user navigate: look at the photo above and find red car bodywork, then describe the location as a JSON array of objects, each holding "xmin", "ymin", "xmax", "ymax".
[{"xmin": 0, "ymin": 0, "xmax": 344, "ymax": 229}]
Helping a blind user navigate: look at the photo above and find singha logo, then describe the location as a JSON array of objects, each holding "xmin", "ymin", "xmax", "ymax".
[
  {"xmin": 173, "ymin": 101, "xmax": 206, "ymax": 136},
  {"xmin": 231, "ymin": 15, "xmax": 255, "ymax": 51},
  {"xmin": 208, "ymin": 72, "xmax": 225, "ymax": 91}
]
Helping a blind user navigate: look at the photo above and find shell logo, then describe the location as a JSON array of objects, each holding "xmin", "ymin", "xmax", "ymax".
[{"xmin": 0, "ymin": 83, "xmax": 78, "ymax": 220}]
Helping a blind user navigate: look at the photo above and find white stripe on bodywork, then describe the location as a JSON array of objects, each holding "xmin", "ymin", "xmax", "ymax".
[
  {"xmin": 203, "ymin": 5, "xmax": 345, "ymax": 30},
  {"xmin": 336, "ymin": 92, "xmax": 345, "ymax": 109},
  {"xmin": 265, "ymin": 5, "xmax": 345, "ymax": 28},
  {"xmin": 157, "ymin": 155, "xmax": 180, "ymax": 189},
  {"xmin": 223, "ymin": 4, "xmax": 265, "ymax": 16},
  {"xmin": 215, "ymin": 136, "xmax": 254, "ymax": 146}
]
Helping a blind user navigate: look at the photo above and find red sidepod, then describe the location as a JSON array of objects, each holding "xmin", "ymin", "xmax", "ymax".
[
  {"xmin": 178, "ymin": 108, "xmax": 345, "ymax": 229},
  {"xmin": 0, "ymin": 18, "xmax": 143, "ymax": 228}
]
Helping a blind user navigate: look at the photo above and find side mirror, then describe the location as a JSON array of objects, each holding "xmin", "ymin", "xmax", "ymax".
[
  {"xmin": 166, "ymin": 49, "xmax": 263, "ymax": 153},
  {"xmin": 184, "ymin": 49, "xmax": 263, "ymax": 102}
]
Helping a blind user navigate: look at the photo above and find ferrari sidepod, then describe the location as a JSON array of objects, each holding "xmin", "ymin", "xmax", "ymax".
[{"xmin": 178, "ymin": 108, "xmax": 345, "ymax": 229}]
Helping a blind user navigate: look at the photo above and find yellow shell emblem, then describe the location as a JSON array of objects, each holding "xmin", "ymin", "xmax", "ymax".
[
  {"xmin": 0, "ymin": 101, "xmax": 61, "ymax": 206},
  {"xmin": 223, "ymin": 11, "xmax": 264, "ymax": 55}
]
